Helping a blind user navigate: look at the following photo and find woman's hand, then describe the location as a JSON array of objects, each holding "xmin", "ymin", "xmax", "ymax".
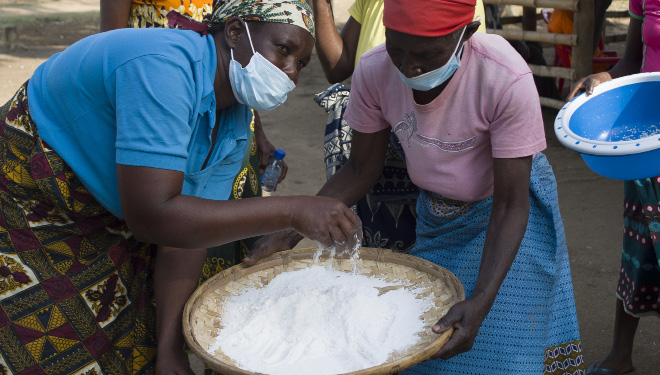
[
  {"xmin": 243, "ymin": 196, "xmax": 362, "ymax": 266},
  {"xmin": 253, "ymin": 111, "xmax": 288, "ymax": 185},
  {"xmin": 255, "ymin": 121, "xmax": 287, "ymax": 182},
  {"xmin": 290, "ymin": 196, "xmax": 362, "ymax": 251},
  {"xmin": 243, "ymin": 229, "xmax": 302, "ymax": 266},
  {"xmin": 428, "ymin": 297, "xmax": 491, "ymax": 360},
  {"xmin": 567, "ymin": 71, "xmax": 613, "ymax": 100},
  {"xmin": 567, "ymin": 16, "xmax": 643, "ymax": 101}
]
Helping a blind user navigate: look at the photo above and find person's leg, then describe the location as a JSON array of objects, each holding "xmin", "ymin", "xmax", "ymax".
[
  {"xmin": 594, "ymin": 300, "xmax": 639, "ymax": 373},
  {"xmin": 594, "ymin": 179, "xmax": 660, "ymax": 373},
  {"xmin": 155, "ymin": 245, "xmax": 207, "ymax": 375},
  {"xmin": 594, "ymin": 0, "xmax": 613, "ymax": 53}
]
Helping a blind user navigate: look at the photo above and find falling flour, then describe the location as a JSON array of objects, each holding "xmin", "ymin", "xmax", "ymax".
[{"xmin": 208, "ymin": 265, "xmax": 434, "ymax": 375}]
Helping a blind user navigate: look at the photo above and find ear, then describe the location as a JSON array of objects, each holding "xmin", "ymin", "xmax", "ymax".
[
  {"xmin": 224, "ymin": 17, "xmax": 245, "ymax": 50},
  {"xmin": 462, "ymin": 20, "xmax": 481, "ymax": 42}
]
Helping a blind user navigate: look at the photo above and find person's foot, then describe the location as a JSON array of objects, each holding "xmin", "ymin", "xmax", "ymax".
[{"xmin": 586, "ymin": 359, "xmax": 636, "ymax": 375}]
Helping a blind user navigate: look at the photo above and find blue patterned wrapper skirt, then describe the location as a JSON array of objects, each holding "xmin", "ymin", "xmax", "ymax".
[{"xmin": 402, "ymin": 153, "xmax": 584, "ymax": 375}]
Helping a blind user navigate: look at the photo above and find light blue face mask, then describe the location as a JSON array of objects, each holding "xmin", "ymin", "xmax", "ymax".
[
  {"xmin": 229, "ymin": 23, "xmax": 296, "ymax": 111},
  {"xmin": 398, "ymin": 26, "xmax": 467, "ymax": 92}
]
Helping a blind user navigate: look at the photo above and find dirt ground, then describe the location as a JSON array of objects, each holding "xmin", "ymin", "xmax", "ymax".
[{"xmin": 0, "ymin": 3, "xmax": 658, "ymax": 374}]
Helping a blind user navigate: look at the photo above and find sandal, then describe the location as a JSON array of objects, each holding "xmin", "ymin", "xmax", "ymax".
[{"xmin": 586, "ymin": 361, "xmax": 637, "ymax": 375}]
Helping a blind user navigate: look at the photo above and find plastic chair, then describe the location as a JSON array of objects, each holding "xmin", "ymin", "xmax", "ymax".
[{"xmin": 541, "ymin": 9, "xmax": 621, "ymax": 93}]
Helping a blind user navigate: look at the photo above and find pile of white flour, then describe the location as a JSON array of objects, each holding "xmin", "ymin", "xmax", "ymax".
[{"xmin": 208, "ymin": 265, "xmax": 433, "ymax": 375}]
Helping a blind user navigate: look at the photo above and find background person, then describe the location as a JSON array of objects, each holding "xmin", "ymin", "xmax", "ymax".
[{"xmin": 568, "ymin": 0, "xmax": 660, "ymax": 373}]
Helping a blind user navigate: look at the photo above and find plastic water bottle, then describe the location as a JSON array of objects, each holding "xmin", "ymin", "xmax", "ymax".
[{"xmin": 261, "ymin": 149, "xmax": 286, "ymax": 193}]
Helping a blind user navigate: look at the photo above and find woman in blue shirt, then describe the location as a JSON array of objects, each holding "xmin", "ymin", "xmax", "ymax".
[{"xmin": 0, "ymin": 1, "xmax": 360, "ymax": 374}]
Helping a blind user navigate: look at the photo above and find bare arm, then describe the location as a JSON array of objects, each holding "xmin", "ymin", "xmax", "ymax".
[
  {"xmin": 432, "ymin": 156, "xmax": 532, "ymax": 359},
  {"xmin": 607, "ymin": 16, "xmax": 644, "ymax": 79},
  {"xmin": 100, "ymin": 0, "xmax": 133, "ymax": 32},
  {"xmin": 593, "ymin": 0, "xmax": 613, "ymax": 54},
  {"xmin": 117, "ymin": 165, "xmax": 361, "ymax": 249},
  {"xmin": 311, "ymin": 0, "xmax": 362, "ymax": 83},
  {"xmin": 317, "ymin": 128, "xmax": 390, "ymax": 204},
  {"xmin": 243, "ymin": 127, "xmax": 391, "ymax": 264},
  {"xmin": 154, "ymin": 245, "xmax": 206, "ymax": 374},
  {"xmin": 568, "ymin": 17, "xmax": 643, "ymax": 99}
]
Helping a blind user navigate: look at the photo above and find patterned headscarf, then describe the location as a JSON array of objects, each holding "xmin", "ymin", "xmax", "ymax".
[{"xmin": 168, "ymin": 0, "xmax": 315, "ymax": 39}]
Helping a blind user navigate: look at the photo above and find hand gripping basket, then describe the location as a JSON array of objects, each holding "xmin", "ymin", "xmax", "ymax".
[{"xmin": 183, "ymin": 247, "xmax": 466, "ymax": 375}]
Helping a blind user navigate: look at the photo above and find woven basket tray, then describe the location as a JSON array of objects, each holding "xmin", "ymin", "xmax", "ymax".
[{"xmin": 183, "ymin": 247, "xmax": 465, "ymax": 375}]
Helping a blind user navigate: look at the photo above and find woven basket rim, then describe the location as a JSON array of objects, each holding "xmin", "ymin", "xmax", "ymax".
[{"xmin": 183, "ymin": 247, "xmax": 466, "ymax": 375}]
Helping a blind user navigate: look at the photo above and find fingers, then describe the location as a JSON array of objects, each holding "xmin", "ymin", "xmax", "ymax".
[
  {"xmin": 291, "ymin": 198, "xmax": 362, "ymax": 252},
  {"xmin": 243, "ymin": 232, "xmax": 291, "ymax": 266},
  {"xmin": 242, "ymin": 243, "xmax": 271, "ymax": 266},
  {"xmin": 432, "ymin": 307, "xmax": 460, "ymax": 334},
  {"xmin": 258, "ymin": 146, "xmax": 272, "ymax": 174},
  {"xmin": 429, "ymin": 302, "xmax": 480, "ymax": 360},
  {"xmin": 584, "ymin": 77, "xmax": 601, "ymax": 95},
  {"xmin": 259, "ymin": 153, "xmax": 269, "ymax": 175},
  {"xmin": 328, "ymin": 223, "xmax": 349, "ymax": 252},
  {"xmin": 278, "ymin": 161, "xmax": 288, "ymax": 183},
  {"xmin": 430, "ymin": 306, "xmax": 461, "ymax": 359},
  {"xmin": 314, "ymin": 230, "xmax": 335, "ymax": 249},
  {"xmin": 431, "ymin": 319, "xmax": 465, "ymax": 360},
  {"xmin": 432, "ymin": 326, "xmax": 465, "ymax": 360},
  {"xmin": 567, "ymin": 77, "xmax": 587, "ymax": 101},
  {"xmin": 332, "ymin": 215, "xmax": 359, "ymax": 255},
  {"xmin": 568, "ymin": 72, "xmax": 612, "ymax": 100},
  {"xmin": 344, "ymin": 208, "xmax": 363, "ymax": 250}
]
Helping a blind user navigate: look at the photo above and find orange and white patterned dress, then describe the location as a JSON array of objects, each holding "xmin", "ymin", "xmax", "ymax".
[{"xmin": 129, "ymin": 0, "xmax": 213, "ymax": 28}]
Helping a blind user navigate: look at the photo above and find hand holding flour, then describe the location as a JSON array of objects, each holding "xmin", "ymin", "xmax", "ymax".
[
  {"xmin": 289, "ymin": 196, "xmax": 363, "ymax": 250},
  {"xmin": 244, "ymin": 196, "xmax": 362, "ymax": 266}
]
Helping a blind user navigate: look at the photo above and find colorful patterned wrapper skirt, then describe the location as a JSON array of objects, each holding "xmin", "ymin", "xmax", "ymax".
[
  {"xmin": 619, "ymin": 179, "xmax": 660, "ymax": 317},
  {"xmin": 402, "ymin": 154, "xmax": 585, "ymax": 375},
  {"xmin": 0, "ymin": 82, "xmax": 158, "ymax": 374}
]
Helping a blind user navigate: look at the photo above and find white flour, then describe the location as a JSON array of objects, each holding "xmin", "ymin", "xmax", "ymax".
[{"xmin": 208, "ymin": 265, "xmax": 433, "ymax": 375}]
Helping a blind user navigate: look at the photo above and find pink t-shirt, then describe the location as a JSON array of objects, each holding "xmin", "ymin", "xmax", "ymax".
[
  {"xmin": 629, "ymin": 0, "xmax": 660, "ymax": 73},
  {"xmin": 344, "ymin": 33, "xmax": 546, "ymax": 202}
]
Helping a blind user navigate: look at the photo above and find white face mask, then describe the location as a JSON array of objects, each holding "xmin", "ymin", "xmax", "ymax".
[
  {"xmin": 397, "ymin": 26, "xmax": 467, "ymax": 92},
  {"xmin": 228, "ymin": 23, "xmax": 296, "ymax": 111}
]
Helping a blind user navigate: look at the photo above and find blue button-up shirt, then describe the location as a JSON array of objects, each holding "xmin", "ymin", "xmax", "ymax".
[{"xmin": 27, "ymin": 28, "xmax": 250, "ymax": 218}]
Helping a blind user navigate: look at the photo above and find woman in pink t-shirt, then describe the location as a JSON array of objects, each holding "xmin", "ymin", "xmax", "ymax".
[
  {"xmin": 247, "ymin": 0, "xmax": 583, "ymax": 373},
  {"xmin": 569, "ymin": 0, "xmax": 660, "ymax": 374}
]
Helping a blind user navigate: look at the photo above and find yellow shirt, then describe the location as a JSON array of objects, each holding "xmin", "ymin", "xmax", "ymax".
[{"xmin": 348, "ymin": 0, "xmax": 487, "ymax": 66}]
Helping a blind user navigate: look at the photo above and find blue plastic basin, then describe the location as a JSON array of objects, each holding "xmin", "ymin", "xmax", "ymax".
[
  {"xmin": 555, "ymin": 73, "xmax": 660, "ymax": 180},
  {"xmin": 569, "ymin": 82, "xmax": 660, "ymax": 142}
]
